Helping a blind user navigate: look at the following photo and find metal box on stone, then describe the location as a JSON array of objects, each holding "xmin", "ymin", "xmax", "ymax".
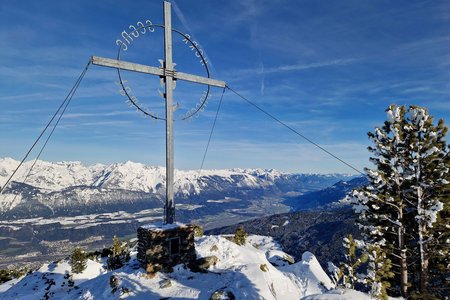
[{"xmin": 137, "ymin": 223, "xmax": 196, "ymax": 271}]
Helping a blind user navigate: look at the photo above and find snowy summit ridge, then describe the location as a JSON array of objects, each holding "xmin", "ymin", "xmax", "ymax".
[{"xmin": 0, "ymin": 234, "xmax": 371, "ymax": 299}]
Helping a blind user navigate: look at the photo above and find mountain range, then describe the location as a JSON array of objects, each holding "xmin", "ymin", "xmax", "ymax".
[
  {"xmin": 0, "ymin": 157, "xmax": 366, "ymax": 269},
  {"xmin": 0, "ymin": 157, "xmax": 355, "ymax": 219}
]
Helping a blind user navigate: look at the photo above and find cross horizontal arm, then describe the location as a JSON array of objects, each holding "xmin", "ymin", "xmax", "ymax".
[
  {"xmin": 91, "ymin": 56, "xmax": 226, "ymax": 88},
  {"xmin": 91, "ymin": 56, "xmax": 163, "ymax": 77},
  {"xmin": 176, "ymin": 72, "xmax": 225, "ymax": 88}
]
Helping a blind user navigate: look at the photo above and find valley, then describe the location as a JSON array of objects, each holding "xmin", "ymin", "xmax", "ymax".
[
  {"xmin": 0, "ymin": 158, "xmax": 362, "ymax": 269},
  {"xmin": 0, "ymin": 197, "xmax": 291, "ymax": 268}
]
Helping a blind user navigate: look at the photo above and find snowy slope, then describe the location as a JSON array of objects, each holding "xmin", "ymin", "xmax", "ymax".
[{"xmin": 0, "ymin": 234, "xmax": 371, "ymax": 300}]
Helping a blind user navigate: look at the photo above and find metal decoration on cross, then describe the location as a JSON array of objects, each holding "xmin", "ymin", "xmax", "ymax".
[{"xmin": 91, "ymin": 1, "xmax": 226, "ymax": 224}]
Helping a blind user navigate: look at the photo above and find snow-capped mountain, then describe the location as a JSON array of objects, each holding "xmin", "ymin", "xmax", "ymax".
[
  {"xmin": 0, "ymin": 158, "xmax": 282, "ymax": 194},
  {"xmin": 0, "ymin": 158, "xmax": 354, "ymax": 218},
  {"xmin": 0, "ymin": 234, "xmax": 371, "ymax": 299}
]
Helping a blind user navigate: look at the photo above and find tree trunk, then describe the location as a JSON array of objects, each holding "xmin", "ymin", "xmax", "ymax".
[
  {"xmin": 417, "ymin": 184, "xmax": 430, "ymax": 299},
  {"xmin": 400, "ymin": 247, "xmax": 408, "ymax": 297},
  {"xmin": 419, "ymin": 224, "xmax": 430, "ymax": 299},
  {"xmin": 395, "ymin": 157, "xmax": 408, "ymax": 297},
  {"xmin": 398, "ymin": 213, "xmax": 408, "ymax": 298}
]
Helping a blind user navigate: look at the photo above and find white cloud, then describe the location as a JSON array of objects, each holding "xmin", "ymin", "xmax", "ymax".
[{"xmin": 225, "ymin": 58, "xmax": 357, "ymax": 82}]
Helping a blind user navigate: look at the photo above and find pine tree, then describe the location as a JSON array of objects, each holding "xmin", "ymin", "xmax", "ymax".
[
  {"xmin": 402, "ymin": 106, "xmax": 449, "ymax": 298},
  {"xmin": 428, "ymin": 184, "xmax": 450, "ymax": 298},
  {"xmin": 349, "ymin": 105, "xmax": 410, "ymax": 297},
  {"xmin": 107, "ymin": 235, "xmax": 130, "ymax": 270},
  {"xmin": 366, "ymin": 245, "xmax": 395, "ymax": 300},
  {"xmin": 339, "ymin": 234, "xmax": 368, "ymax": 289},
  {"xmin": 112, "ymin": 235, "xmax": 121, "ymax": 257},
  {"xmin": 234, "ymin": 226, "xmax": 248, "ymax": 246},
  {"xmin": 349, "ymin": 105, "xmax": 449, "ymax": 298},
  {"xmin": 70, "ymin": 247, "xmax": 87, "ymax": 274}
]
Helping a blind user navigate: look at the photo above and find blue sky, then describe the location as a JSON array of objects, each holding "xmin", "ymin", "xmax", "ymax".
[{"xmin": 0, "ymin": 0, "xmax": 449, "ymax": 174}]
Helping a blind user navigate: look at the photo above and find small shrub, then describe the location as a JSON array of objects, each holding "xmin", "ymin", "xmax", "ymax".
[
  {"xmin": 210, "ymin": 289, "xmax": 235, "ymax": 300},
  {"xmin": 70, "ymin": 247, "xmax": 87, "ymax": 274},
  {"xmin": 109, "ymin": 275, "xmax": 120, "ymax": 293},
  {"xmin": 120, "ymin": 287, "xmax": 130, "ymax": 295},
  {"xmin": 101, "ymin": 247, "xmax": 113, "ymax": 258},
  {"xmin": 107, "ymin": 236, "xmax": 130, "ymax": 270},
  {"xmin": 193, "ymin": 224, "xmax": 203, "ymax": 237},
  {"xmin": 0, "ymin": 267, "xmax": 28, "ymax": 284},
  {"xmin": 283, "ymin": 254, "xmax": 295, "ymax": 264},
  {"xmin": 86, "ymin": 250, "xmax": 101, "ymax": 261},
  {"xmin": 234, "ymin": 226, "xmax": 248, "ymax": 246},
  {"xmin": 260, "ymin": 264, "xmax": 268, "ymax": 272}
]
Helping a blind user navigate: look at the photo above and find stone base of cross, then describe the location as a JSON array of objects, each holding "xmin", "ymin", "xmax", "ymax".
[{"xmin": 91, "ymin": 1, "xmax": 225, "ymax": 224}]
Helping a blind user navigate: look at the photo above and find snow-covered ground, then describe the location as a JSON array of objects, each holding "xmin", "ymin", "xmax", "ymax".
[{"xmin": 0, "ymin": 234, "xmax": 373, "ymax": 299}]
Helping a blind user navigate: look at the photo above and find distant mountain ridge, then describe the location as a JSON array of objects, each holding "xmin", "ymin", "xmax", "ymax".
[
  {"xmin": 208, "ymin": 207, "xmax": 360, "ymax": 267},
  {"xmin": 0, "ymin": 157, "xmax": 355, "ymax": 218},
  {"xmin": 284, "ymin": 176, "xmax": 368, "ymax": 210}
]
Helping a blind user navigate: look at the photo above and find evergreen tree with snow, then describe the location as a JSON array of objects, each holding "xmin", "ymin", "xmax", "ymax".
[
  {"xmin": 366, "ymin": 245, "xmax": 394, "ymax": 300},
  {"xmin": 339, "ymin": 234, "xmax": 368, "ymax": 289},
  {"xmin": 234, "ymin": 226, "xmax": 248, "ymax": 246},
  {"xmin": 70, "ymin": 247, "xmax": 87, "ymax": 274},
  {"xmin": 107, "ymin": 235, "xmax": 130, "ymax": 270},
  {"xmin": 349, "ymin": 105, "xmax": 411, "ymax": 297},
  {"xmin": 349, "ymin": 105, "xmax": 449, "ymax": 299},
  {"xmin": 402, "ymin": 106, "xmax": 449, "ymax": 298},
  {"xmin": 427, "ymin": 183, "xmax": 450, "ymax": 298}
]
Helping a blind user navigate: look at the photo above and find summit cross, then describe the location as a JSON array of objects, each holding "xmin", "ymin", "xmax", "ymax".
[{"xmin": 91, "ymin": 1, "xmax": 226, "ymax": 224}]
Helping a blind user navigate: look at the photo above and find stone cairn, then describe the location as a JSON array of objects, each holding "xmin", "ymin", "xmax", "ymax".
[{"xmin": 137, "ymin": 223, "xmax": 196, "ymax": 274}]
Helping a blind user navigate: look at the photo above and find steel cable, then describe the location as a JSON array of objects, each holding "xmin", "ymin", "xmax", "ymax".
[
  {"xmin": 0, "ymin": 60, "xmax": 91, "ymax": 195},
  {"xmin": 184, "ymin": 87, "xmax": 227, "ymax": 226},
  {"xmin": 199, "ymin": 87, "xmax": 226, "ymax": 173},
  {"xmin": 225, "ymin": 85, "xmax": 365, "ymax": 176}
]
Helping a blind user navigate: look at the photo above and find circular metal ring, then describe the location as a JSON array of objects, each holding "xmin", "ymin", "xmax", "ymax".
[{"xmin": 116, "ymin": 24, "xmax": 211, "ymax": 121}]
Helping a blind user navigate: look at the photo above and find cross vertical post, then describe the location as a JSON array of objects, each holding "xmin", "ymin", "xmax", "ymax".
[
  {"xmin": 163, "ymin": 0, "xmax": 175, "ymax": 224},
  {"xmin": 90, "ymin": 0, "xmax": 226, "ymax": 226}
]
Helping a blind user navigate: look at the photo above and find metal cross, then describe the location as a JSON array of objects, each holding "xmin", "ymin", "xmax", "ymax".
[{"xmin": 91, "ymin": 1, "xmax": 225, "ymax": 224}]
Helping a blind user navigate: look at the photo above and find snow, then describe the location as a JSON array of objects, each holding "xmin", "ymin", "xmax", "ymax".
[
  {"xmin": 0, "ymin": 234, "xmax": 373, "ymax": 299},
  {"xmin": 0, "ymin": 259, "xmax": 106, "ymax": 300},
  {"xmin": 0, "ymin": 193, "xmax": 22, "ymax": 211},
  {"xmin": 302, "ymin": 288, "xmax": 374, "ymax": 299},
  {"xmin": 0, "ymin": 277, "xmax": 22, "ymax": 293},
  {"xmin": 0, "ymin": 208, "xmax": 165, "ymax": 232},
  {"xmin": 140, "ymin": 222, "xmax": 186, "ymax": 231},
  {"xmin": 0, "ymin": 157, "xmax": 354, "ymax": 217},
  {"xmin": 0, "ymin": 158, "xmax": 351, "ymax": 198},
  {"xmin": 421, "ymin": 200, "xmax": 444, "ymax": 228},
  {"xmin": 0, "ymin": 158, "xmax": 285, "ymax": 194}
]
